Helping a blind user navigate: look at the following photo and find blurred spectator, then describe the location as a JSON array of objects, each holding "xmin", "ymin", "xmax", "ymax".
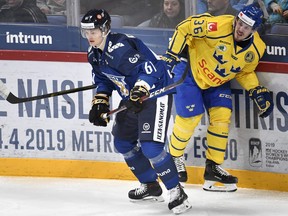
[
  {"xmin": 264, "ymin": 0, "xmax": 288, "ymax": 24},
  {"xmin": 197, "ymin": 0, "xmax": 208, "ymax": 14},
  {"xmin": 230, "ymin": 0, "xmax": 249, "ymax": 11},
  {"xmin": 0, "ymin": 0, "xmax": 5, "ymax": 7},
  {"xmin": 206, "ymin": 0, "xmax": 239, "ymax": 16},
  {"xmin": 199, "ymin": 0, "xmax": 249, "ymax": 14},
  {"xmin": 138, "ymin": 0, "xmax": 185, "ymax": 29},
  {"xmin": 36, "ymin": 0, "xmax": 66, "ymax": 15},
  {"xmin": 80, "ymin": 0, "xmax": 160, "ymax": 26},
  {"xmin": 0, "ymin": 0, "xmax": 48, "ymax": 23}
]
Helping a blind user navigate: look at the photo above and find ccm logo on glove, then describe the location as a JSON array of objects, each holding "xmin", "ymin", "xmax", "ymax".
[
  {"xmin": 123, "ymin": 85, "xmax": 150, "ymax": 113},
  {"xmin": 89, "ymin": 94, "xmax": 110, "ymax": 126}
]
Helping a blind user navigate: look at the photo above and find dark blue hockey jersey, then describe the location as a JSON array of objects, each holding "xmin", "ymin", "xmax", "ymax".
[{"xmin": 87, "ymin": 32, "xmax": 174, "ymax": 99}]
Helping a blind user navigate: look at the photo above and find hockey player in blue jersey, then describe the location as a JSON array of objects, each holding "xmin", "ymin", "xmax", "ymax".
[{"xmin": 81, "ymin": 9, "xmax": 191, "ymax": 214}]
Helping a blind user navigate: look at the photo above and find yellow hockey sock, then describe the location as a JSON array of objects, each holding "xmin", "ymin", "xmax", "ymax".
[
  {"xmin": 169, "ymin": 114, "xmax": 202, "ymax": 157},
  {"xmin": 206, "ymin": 107, "xmax": 231, "ymax": 164}
]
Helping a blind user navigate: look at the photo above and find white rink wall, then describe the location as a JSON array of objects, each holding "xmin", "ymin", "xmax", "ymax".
[{"xmin": 0, "ymin": 57, "xmax": 287, "ymax": 191}]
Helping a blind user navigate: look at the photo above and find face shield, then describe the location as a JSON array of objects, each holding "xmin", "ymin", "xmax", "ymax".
[
  {"xmin": 80, "ymin": 22, "xmax": 110, "ymax": 39},
  {"xmin": 80, "ymin": 22, "xmax": 98, "ymax": 39}
]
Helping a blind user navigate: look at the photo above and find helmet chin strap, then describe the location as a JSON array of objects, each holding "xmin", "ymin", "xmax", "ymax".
[{"xmin": 242, "ymin": 32, "xmax": 254, "ymax": 41}]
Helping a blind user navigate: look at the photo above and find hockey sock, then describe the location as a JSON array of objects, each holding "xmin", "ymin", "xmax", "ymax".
[
  {"xmin": 123, "ymin": 146, "xmax": 158, "ymax": 183},
  {"xmin": 150, "ymin": 150, "xmax": 179, "ymax": 190},
  {"xmin": 115, "ymin": 138, "xmax": 158, "ymax": 183},
  {"xmin": 206, "ymin": 107, "xmax": 231, "ymax": 164},
  {"xmin": 169, "ymin": 114, "xmax": 202, "ymax": 156}
]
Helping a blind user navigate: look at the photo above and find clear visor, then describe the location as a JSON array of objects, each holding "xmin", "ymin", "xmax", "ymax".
[
  {"xmin": 80, "ymin": 22, "xmax": 104, "ymax": 38},
  {"xmin": 81, "ymin": 22, "xmax": 94, "ymax": 38},
  {"xmin": 81, "ymin": 28, "xmax": 98, "ymax": 38}
]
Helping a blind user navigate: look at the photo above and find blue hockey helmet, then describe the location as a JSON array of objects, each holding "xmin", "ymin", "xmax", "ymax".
[{"xmin": 237, "ymin": 3, "xmax": 263, "ymax": 29}]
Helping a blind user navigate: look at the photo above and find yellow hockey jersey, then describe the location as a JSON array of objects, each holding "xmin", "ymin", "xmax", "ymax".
[{"xmin": 168, "ymin": 13, "xmax": 266, "ymax": 90}]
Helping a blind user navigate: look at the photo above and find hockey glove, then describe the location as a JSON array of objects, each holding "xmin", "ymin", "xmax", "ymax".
[
  {"xmin": 89, "ymin": 94, "xmax": 110, "ymax": 126},
  {"xmin": 123, "ymin": 85, "xmax": 150, "ymax": 113},
  {"xmin": 161, "ymin": 52, "xmax": 180, "ymax": 73},
  {"xmin": 249, "ymin": 86, "xmax": 274, "ymax": 118}
]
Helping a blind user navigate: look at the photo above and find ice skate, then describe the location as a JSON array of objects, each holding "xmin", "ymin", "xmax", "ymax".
[
  {"xmin": 173, "ymin": 156, "xmax": 188, "ymax": 183},
  {"xmin": 128, "ymin": 181, "xmax": 164, "ymax": 202},
  {"xmin": 203, "ymin": 159, "xmax": 238, "ymax": 192},
  {"xmin": 168, "ymin": 184, "xmax": 192, "ymax": 214}
]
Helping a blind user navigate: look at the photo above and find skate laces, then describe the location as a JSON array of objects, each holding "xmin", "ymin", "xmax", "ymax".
[
  {"xmin": 134, "ymin": 184, "xmax": 148, "ymax": 196},
  {"xmin": 173, "ymin": 156, "xmax": 186, "ymax": 172},
  {"xmin": 215, "ymin": 165, "xmax": 230, "ymax": 177}
]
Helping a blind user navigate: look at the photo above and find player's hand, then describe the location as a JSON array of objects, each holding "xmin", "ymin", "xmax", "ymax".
[
  {"xmin": 249, "ymin": 86, "xmax": 274, "ymax": 118},
  {"xmin": 123, "ymin": 85, "xmax": 150, "ymax": 113},
  {"xmin": 89, "ymin": 94, "xmax": 110, "ymax": 126},
  {"xmin": 161, "ymin": 52, "xmax": 180, "ymax": 73}
]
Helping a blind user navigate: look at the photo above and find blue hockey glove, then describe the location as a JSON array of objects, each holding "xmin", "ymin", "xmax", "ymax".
[
  {"xmin": 249, "ymin": 86, "xmax": 274, "ymax": 118},
  {"xmin": 123, "ymin": 85, "xmax": 150, "ymax": 113},
  {"xmin": 161, "ymin": 52, "xmax": 180, "ymax": 73},
  {"xmin": 89, "ymin": 94, "xmax": 110, "ymax": 126}
]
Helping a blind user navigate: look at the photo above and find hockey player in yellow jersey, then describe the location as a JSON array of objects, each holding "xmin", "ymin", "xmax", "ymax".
[{"xmin": 162, "ymin": 2, "xmax": 274, "ymax": 192}]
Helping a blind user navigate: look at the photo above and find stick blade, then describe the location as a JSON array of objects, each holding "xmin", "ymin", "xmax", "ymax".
[{"xmin": 6, "ymin": 93, "xmax": 27, "ymax": 104}]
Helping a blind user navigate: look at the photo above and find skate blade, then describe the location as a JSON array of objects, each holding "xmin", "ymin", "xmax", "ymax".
[
  {"xmin": 203, "ymin": 180, "xmax": 237, "ymax": 192},
  {"xmin": 130, "ymin": 195, "xmax": 164, "ymax": 203},
  {"xmin": 171, "ymin": 199, "xmax": 192, "ymax": 215},
  {"xmin": 179, "ymin": 182, "xmax": 186, "ymax": 188}
]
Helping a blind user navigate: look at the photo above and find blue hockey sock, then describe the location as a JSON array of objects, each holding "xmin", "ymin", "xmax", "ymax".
[
  {"xmin": 123, "ymin": 147, "xmax": 158, "ymax": 183},
  {"xmin": 150, "ymin": 150, "xmax": 179, "ymax": 190}
]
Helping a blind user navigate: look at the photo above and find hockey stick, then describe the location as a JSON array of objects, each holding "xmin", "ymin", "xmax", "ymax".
[
  {"xmin": 0, "ymin": 79, "xmax": 96, "ymax": 104},
  {"xmin": 102, "ymin": 59, "xmax": 190, "ymax": 119}
]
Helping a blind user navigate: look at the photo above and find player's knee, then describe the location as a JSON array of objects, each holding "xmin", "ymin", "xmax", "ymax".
[
  {"xmin": 209, "ymin": 107, "xmax": 231, "ymax": 126},
  {"xmin": 141, "ymin": 141, "xmax": 164, "ymax": 159},
  {"xmin": 114, "ymin": 137, "xmax": 138, "ymax": 154},
  {"xmin": 174, "ymin": 114, "xmax": 203, "ymax": 132}
]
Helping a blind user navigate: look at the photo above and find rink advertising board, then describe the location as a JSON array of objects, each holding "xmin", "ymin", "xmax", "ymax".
[
  {"xmin": 0, "ymin": 50, "xmax": 287, "ymax": 192},
  {"xmin": 0, "ymin": 24, "xmax": 288, "ymax": 62},
  {"xmin": 0, "ymin": 24, "xmax": 288, "ymax": 191}
]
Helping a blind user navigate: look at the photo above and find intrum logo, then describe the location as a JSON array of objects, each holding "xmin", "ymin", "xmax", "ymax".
[
  {"xmin": 266, "ymin": 45, "xmax": 286, "ymax": 56},
  {"xmin": 6, "ymin": 32, "xmax": 53, "ymax": 44}
]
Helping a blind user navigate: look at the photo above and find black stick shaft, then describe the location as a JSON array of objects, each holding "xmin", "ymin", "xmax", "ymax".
[
  {"xmin": 5, "ymin": 84, "xmax": 96, "ymax": 104},
  {"xmin": 102, "ymin": 60, "xmax": 190, "ymax": 119}
]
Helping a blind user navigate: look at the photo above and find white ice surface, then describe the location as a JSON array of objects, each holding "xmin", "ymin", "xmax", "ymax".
[{"xmin": 0, "ymin": 176, "xmax": 287, "ymax": 216}]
